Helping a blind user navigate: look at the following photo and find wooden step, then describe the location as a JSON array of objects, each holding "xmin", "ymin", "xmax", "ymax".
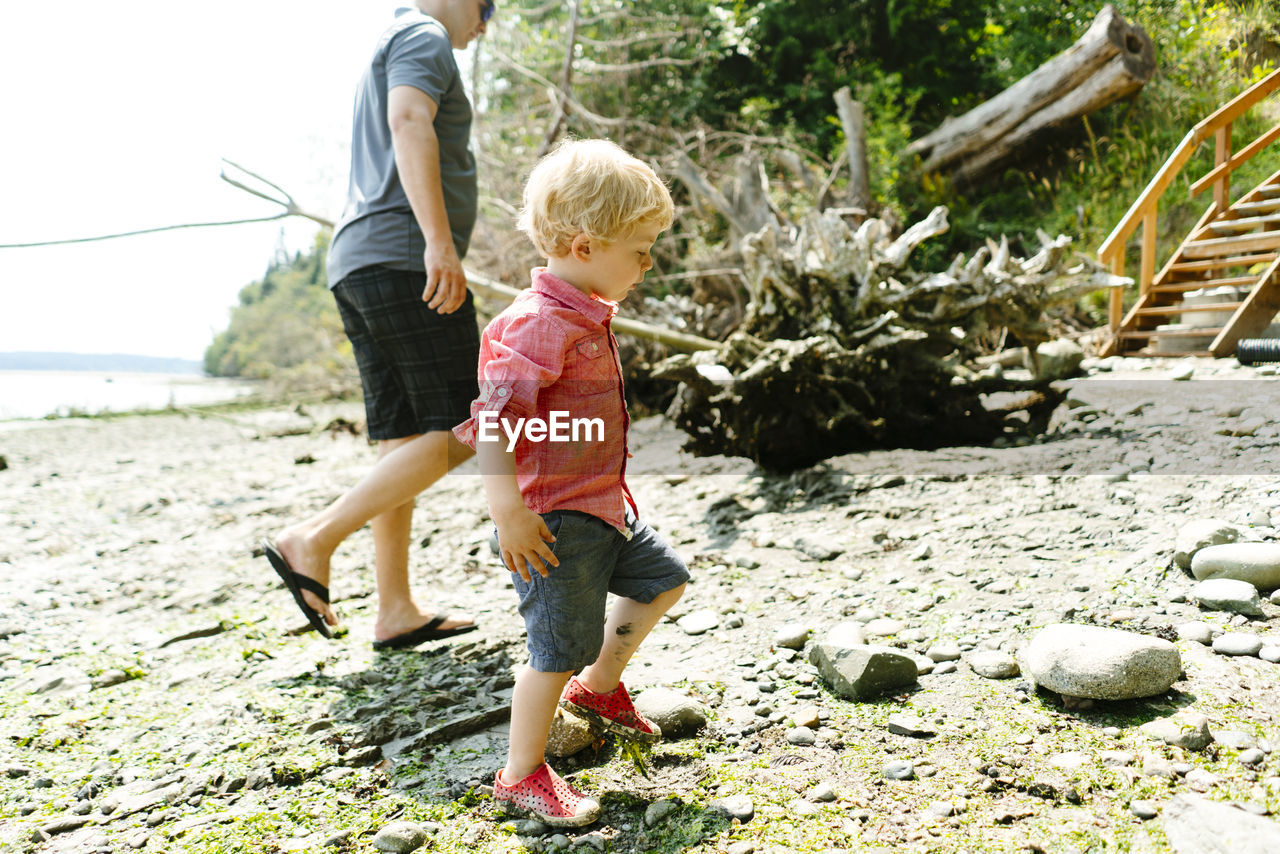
[
  {"xmin": 1180, "ymin": 231, "xmax": 1280, "ymax": 259},
  {"xmin": 1204, "ymin": 212, "xmax": 1280, "ymax": 234},
  {"xmin": 1134, "ymin": 302, "xmax": 1242, "ymax": 316},
  {"xmin": 1231, "ymin": 197, "xmax": 1280, "ymax": 217},
  {"xmin": 1258, "ymin": 184, "xmax": 1280, "ymax": 199},
  {"xmin": 1150, "ymin": 275, "xmax": 1256, "ymax": 294},
  {"xmin": 1168, "ymin": 255, "xmax": 1277, "ymax": 273},
  {"xmin": 1118, "ymin": 327, "xmax": 1224, "ymax": 339}
]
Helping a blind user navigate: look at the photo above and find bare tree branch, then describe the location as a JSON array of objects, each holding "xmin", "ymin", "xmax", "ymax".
[
  {"xmin": 538, "ymin": 0, "xmax": 582, "ymax": 157},
  {"xmin": 0, "ymin": 214, "xmax": 291, "ymax": 249},
  {"xmin": 578, "ymin": 56, "xmax": 699, "ymax": 74}
]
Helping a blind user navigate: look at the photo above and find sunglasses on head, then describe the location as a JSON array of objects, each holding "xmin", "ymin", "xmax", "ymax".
[{"xmin": 481, "ymin": 0, "xmax": 495, "ymax": 22}]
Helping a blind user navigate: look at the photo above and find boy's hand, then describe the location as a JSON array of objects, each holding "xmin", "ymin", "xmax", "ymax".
[{"xmin": 494, "ymin": 505, "xmax": 559, "ymax": 582}]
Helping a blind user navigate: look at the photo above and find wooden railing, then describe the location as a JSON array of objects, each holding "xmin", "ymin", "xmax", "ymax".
[{"xmin": 1098, "ymin": 67, "xmax": 1280, "ymax": 331}]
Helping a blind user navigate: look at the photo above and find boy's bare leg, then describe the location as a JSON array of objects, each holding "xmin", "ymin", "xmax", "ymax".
[
  {"xmin": 272, "ymin": 431, "xmax": 475, "ymax": 632},
  {"xmin": 578, "ymin": 583, "xmax": 686, "ymax": 694},
  {"xmin": 503, "ymin": 666, "xmax": 574, "ymax": 782}
]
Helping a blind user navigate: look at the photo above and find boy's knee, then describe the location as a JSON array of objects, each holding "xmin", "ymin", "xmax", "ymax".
[{"xmin": 659, "ymin": 582, "xmax": 686, "ymax": 607}]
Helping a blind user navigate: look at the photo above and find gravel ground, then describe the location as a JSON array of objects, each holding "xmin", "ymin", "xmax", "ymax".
[{"xmin": 2, "ymin": 355, "xmax": 1280, "ymax": 854}]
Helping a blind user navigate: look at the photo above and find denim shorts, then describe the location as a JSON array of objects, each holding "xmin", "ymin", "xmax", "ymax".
[
  {"xmin": 511, "ymin": 510, "xmax": 690, "ymax": 673},
  {"xmin": 332, "ymin": 265, "xmax": 480, "ymax": 440}
]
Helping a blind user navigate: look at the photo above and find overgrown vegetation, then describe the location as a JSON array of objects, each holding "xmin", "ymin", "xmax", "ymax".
[{"xmin": 207, "ymin": 0, "xmax": 1280, "ymax": 383}]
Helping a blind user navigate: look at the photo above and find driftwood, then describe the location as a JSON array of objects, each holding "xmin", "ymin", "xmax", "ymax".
[
  {"xmin": 652, "ymin": 197, "xmax": 1129, "ymax": 471},
  {"xmin": 906, "ymin": 4, "xmax": 1155, "ymax": 183}
]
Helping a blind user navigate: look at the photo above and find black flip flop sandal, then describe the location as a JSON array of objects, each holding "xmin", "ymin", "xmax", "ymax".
[{"xmin": 262, "ymin": 539, "xmax": 333, "ymax": 639}]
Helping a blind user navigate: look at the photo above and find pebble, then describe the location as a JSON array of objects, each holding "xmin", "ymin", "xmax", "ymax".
[
  {"xmin": 709, "ymin": 795, "xmax": 754, "ymax": 824},
  {"xmin": 774, "ymin": 624, "xmax": 810, "ymax": 650},
  {"xmin": 882, "ymin": 760, "xmax": 915, "ymax": 780},
  {"xmin": 371, "ymin": 821, "xmax": 430, "ymax": 853},
  {"xmin": 1174, "ymin": 519, "xmax": 1240, "ymax": 570},
  {"xmin": 1130, "ymin": 800, "xmax": 1158, "ymax": 820},
  {"xmin": 886, "ymin": 715, "xmax": 935, "ymax": 738},
  {"xmin": 644, "ymin": 798, "xmax": 679, "ymax": 826},
  {"xmin": 1175, "ymin": 621, "xmax": 1216, "ymax": 644},
  {"xmin": 1213, "ymin": 633, "xmax": 1264, "ymax": 657},
  {"xmin": 677, "ymin": 610, "xmax": 720, "ymax": 635},
  {"xmin": 969, "ymin": 651, "xmax": 1019, "ymax": 679},
  {"xmin": 1260, "ymin": 645, "xmax": 1280, "ymax": 663},
  {"xmin": 823, "ymin": 621, "xmax": 866, "ymax": 648},
  {"xmin": 1193, "ymin": 578, "xmax": 1265, "ymax": 617},
  {"xmin": 864, "ymin": 618, "xmax": 904, "ymax": 637},
  {"xmin": 633, "ymin": 688, "xmax": 707, "ymax": 739},
  {"xmin": 1141, "ymin": 712, "xmax": 1213, "ymax": 751},
  {"xmin": 1239, "ymin": 748, "xmax": 1266, "ymax": 766},
  {"xmin": 809, "ymin": 782, "xmax": 837, "ymax": 802},
  {"xmin": 786, "ymin": 726, "xmax": 816, "ymax": 746},
  {"xmin": 925, "ymin": 642, "xmax": 962, "ymax": 662}
]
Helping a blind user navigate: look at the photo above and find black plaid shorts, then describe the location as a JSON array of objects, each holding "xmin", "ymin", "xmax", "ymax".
[{"xmin": 332, "ymin": 265, "xmax": 480, "ymax": 440}]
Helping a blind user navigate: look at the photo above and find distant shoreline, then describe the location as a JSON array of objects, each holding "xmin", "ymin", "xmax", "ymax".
[{"xmin": 0, "ymin": 351, "xmax": 203, "ymax": 375}]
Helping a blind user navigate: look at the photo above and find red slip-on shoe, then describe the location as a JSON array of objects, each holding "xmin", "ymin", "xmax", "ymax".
[
  {"xmin": 559, "ymin": 676, "xmax": 661, "ymax": 743},
  {"xmin": 493, "ymin": 763, "xmax": 600, "ymax": 827}
]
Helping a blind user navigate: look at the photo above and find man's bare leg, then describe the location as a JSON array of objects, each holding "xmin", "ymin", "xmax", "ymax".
[{"xmin": 272, "ymin": 430, "xmax": 475, "ymax": 633}]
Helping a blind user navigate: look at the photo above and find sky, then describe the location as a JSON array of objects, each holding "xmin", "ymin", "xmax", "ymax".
[{"xmin": 0, "ymin": 1, "xmax": 438, "ymax": 361}]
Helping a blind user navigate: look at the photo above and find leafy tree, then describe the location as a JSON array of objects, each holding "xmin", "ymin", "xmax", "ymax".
[{"xmin": 204, "ymin": 231, "xmax": 355, "ymax": 393}]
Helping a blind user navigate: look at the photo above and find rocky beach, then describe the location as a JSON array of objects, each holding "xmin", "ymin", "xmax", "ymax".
[{"xmin": 3, "ymin": 355, "xmax": 1280, "ymax": 854}]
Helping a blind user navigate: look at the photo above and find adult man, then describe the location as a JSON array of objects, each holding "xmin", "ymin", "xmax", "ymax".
[{"xmin": 263, "ymin": 0, "xmax": 494, "ymax": 650}]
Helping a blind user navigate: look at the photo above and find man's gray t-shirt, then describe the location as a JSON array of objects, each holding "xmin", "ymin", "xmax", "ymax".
[{"xmin": 327, "ymin": 7, "xmax": 477, "ymax": 288}]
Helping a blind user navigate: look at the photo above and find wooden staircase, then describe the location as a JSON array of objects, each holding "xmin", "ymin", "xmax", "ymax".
[{"xmin": 1099, "ymin": 68, "xmax": 1280, "ymax": 357}]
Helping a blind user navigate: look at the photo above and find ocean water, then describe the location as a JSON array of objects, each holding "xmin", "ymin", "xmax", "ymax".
[{"xmin": 0, "ymin": 370, "xmax": 260, "ymax": 420}]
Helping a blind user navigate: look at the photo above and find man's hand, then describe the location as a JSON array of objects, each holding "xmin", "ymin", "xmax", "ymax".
[
  {"xmin": 422, "ymin": 242, "xmax": 467, "ymax": 313},
  {"xmin": 493, "ymin": 504, "xmax": 559, "ymax": 582}
]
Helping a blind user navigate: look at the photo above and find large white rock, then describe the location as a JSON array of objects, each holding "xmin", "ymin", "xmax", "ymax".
[
  {"xmin": 1173, "ymin": 519, "xmax": 1239, "ymax": 571},
  {"xmin": 1191, "ymin": 542, "xmax": 1280, "ymax": 591},
  {"xmin": 1021, "ymin": 624, "xmax": 1181, "ymax": 701}
]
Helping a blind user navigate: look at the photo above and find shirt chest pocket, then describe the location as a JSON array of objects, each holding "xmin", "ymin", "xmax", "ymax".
[{"xmin": 572, "ymin": 335, "xmax": 616, "ymax": 391}]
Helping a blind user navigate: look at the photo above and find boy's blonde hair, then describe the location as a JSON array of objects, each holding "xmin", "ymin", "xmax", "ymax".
[{"xmin": 517, "ymin": 138, "xmax": 674, "ymax": 258}]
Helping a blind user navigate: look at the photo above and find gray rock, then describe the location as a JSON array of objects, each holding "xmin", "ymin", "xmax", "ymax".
[
  {"xmin": 1212, "ymin": 633, "xmax": 1264, "ymax": 657},
  {"xmin": 726, "ymin": 843, "xmax": 756, "ymax": 854},
  {"xmin": 1239, "ymin": 748, "xmax": 1266, "ymax": 766},
  {"xmin": 709, "ymin": 795, "xmax": 754, "ymax": 824},
  {"xmin": 1193, "ymin": 578, "xmax": 1264, "ymax": 617},
  {"xmin": 1214, "ymin": 730, "xmax": 1258, "ymax": 751},
  {"xmin": 969, "ymin": 651, "xmax": 1019, "ymax": 679},
  {"xmin": 808, "ymin": 643, "xmax": 917, "ymax": 701},
  {"xmin": 677, "ymin": 609, "xmax": 719, "ymax": 635},
  {"xmin": 795, "ymin": 537, "xmax": 842, "ymax": 561},
  {"xmin": 786, "ymin": 726, "xmax": 816, "ymax": 746},
  {"xmin": 1027, "ymin": 338, "xmax": 1084, "ymax": 380},
  {"xmin": 1174, "ymin": 519, "xmax": 1240, "ymax": 571},
  {"xmin": 1021, "ymin": 623, "xmax": 1181, "ymax": 701},
  {"xmin": 886, "ymin": 715, "xmax": 935, "ymax": 738},
  {"xmin": 809, "ymin": 782, "xmax": 837, "ymax": 802},
  {"xmin": 644, "ymin": 798, "xmax": 679, "ymax": 826},
  {"xmin": 864, "ymin": 618, "xmax": 904, "ymax": 637},
  {"xmin": 925, "ymin": 642, "xmax": 962, "ymax": 662},
  {"xmin": 1163, "ymin": 793, "xmax": 1280, "ymax": 853},
  {"xmin": 1140, "ymin": 712, "xmax": 1213, "ymax": 751},
  {"xmin": 882, "ymin": 760, "xmax": 915, "ymax": 781},
  {"xmin": 546, "ymin": 707, "xmax": 595, "ymax": 757},
  {"xmin": 1130, "ymin": 800, "xmax": 1158, "ymax": 820},
  {"xmin": 1260, "ymin": 645, "xmax": 1280, "ymax": 663},
  {"xmin": 1273, "ymin": 589, "xmax": 1280, "ymax": 605},
  {"xmin": 773, "ymin": 624, "xmax": 810, "ymax": 650},
  {"xmin": 822, "ymin": 621, "xmax": 866, "ymax": 648},
  {"xmin": 371, "ymin": 820, "xmax": 430, "ymax": 853},
  {"xmin": 1175, "ymin": 621, "xmax": 1216, "ymax": 644},
  {"xmin": 1191, "ymin": 543, "xmax": 1280, "ymax": 590},
  {"xmin": 633, "ymin": 688, "xmax": 705, "ymax": 739}
]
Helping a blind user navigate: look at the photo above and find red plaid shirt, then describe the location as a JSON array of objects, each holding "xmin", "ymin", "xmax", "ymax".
[{"xmin": 454, "ymin": 268, "xmax": 637, "ymax": 530}]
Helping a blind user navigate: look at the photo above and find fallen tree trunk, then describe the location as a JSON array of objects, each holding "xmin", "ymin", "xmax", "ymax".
[{"xmin": 905, "ymin": 4, "xmax": 1155, "ymax": 183}]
